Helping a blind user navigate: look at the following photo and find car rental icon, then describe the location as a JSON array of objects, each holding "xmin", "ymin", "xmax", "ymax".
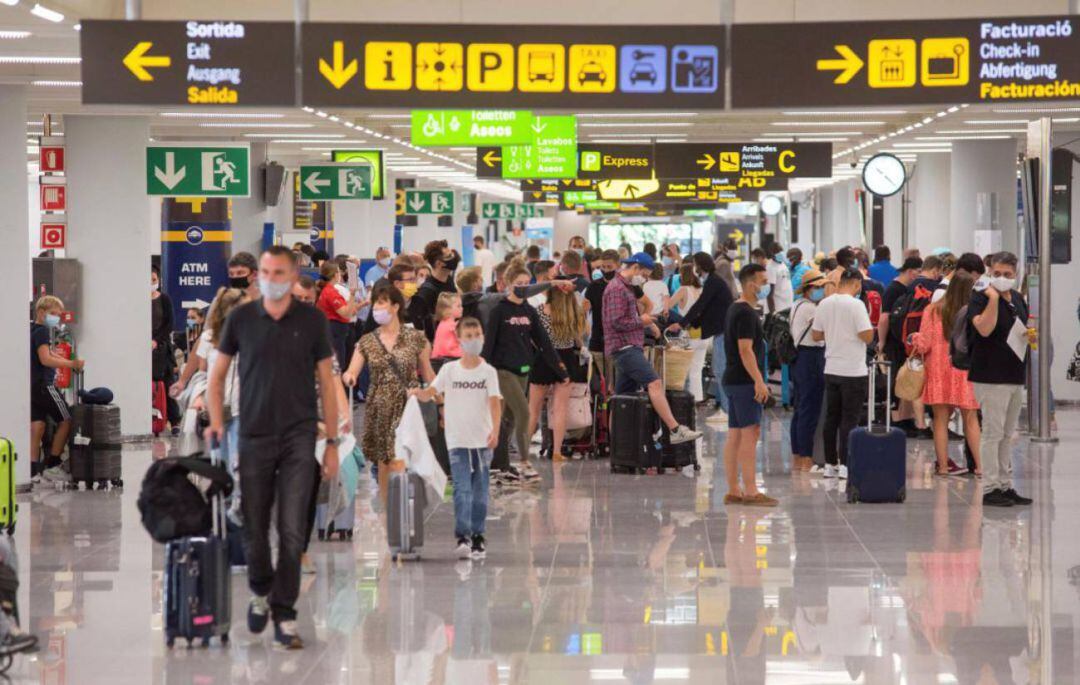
[{"xmin": 629, "ymin": 62, "xmax": 657, "ymax": 84}]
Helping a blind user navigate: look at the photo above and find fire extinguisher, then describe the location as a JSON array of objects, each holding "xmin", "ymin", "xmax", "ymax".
[{"xmin": 54, "ymin": 331, "xmax": 73, "ymax": 389}]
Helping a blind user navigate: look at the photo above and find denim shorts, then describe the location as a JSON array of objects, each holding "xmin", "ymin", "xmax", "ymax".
[
  {"xmin": 724, "ymin": 384, "xmax": 762, "ymax": 429},
  {"xmin": 613, "ymin": 346, "xmax": 659, "ymax": 392}
]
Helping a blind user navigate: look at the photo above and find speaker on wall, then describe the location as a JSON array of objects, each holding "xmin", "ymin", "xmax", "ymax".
[{"xmin": 263, "ymin": 162, "xmax": 286, "ymax": 207}]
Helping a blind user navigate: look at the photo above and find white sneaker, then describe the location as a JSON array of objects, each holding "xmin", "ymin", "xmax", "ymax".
[
  {"xmin": 41, "ymin": 465, "xmax": 70, "ymax": 484},
  {"xmin": 518, "ymin": 464, "xmax": 541, "ymax": 481},
  {"xmin": 808, "ymin": 464, "xmax": 824, "ymax": 476},
  {"xmin": 823, "ymin": 465, "xmax": 838, "ymax": 479},
  {"xmin": 838, "ymin": 465, "xmax": 848, "ymax": 480},
  {"xmin": 705, "ymin": 411, "xmax": 728, "ymax": 426},
  {"xmin": 456, "ymin": 537, "xmax": 472, "ymax": 560},
  {"xmin": 669, "ymin": 425, "xmax": 703, "ymax": 444}
]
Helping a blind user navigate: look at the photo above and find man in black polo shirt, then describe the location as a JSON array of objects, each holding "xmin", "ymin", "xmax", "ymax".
[
  {"xmin": 409, "ymin": 239, "xmax": 460, "ymax": 342},
  {"xmin": 206, "ymin": 245, "xmax": 340, "ymax": 650}
]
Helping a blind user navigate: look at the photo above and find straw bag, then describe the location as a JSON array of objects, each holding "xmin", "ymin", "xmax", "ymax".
[
  {"xmin": 663, "ymin": 333, "xmax": 694, "ymax": 390},
  {"xmin": 895, "ymin": 356, "xmax": 926, "ymax": 401}
]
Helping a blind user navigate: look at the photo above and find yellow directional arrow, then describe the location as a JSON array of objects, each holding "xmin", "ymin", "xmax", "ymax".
[
  {"xmin": 696, "ymin": 153, "xmax": 716, "ymax": 172},
  {"xmin": 729, "ymin": 228, "xmax": 745, "ymax": 243},
  {"xmin": 319, "ymin": 41, "xmax": 358, "ymax": 89},
  {"xmin": 816, "ymin": 45, "xmax": 864, "ymax": 84},
  {"xmin": 123, "ymin": 42, "xmax": 171, "ymax": 82},
  {"xmin": 482, "ymin": 150, "xmax": 502, "ymax": 167}
]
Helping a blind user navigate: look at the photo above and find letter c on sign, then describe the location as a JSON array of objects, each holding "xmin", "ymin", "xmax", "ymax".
[{"xmin": 778, "ymin": 150, "xmax": 795, "ymax": 173}]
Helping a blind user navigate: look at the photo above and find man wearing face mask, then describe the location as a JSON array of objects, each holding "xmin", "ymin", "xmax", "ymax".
[
  {"xmin": 365, "ymin": 247, "xmax": 393, "ymax": 287},
  {"xmin": 409, "ymin": 240, "xmax": 461, "ymax": 343},
  {"xmin": 583, "ymin": 250, "xmax": 622, "ymax": 387},
  {"xmin": 228, "ymin": 252, "xmax": 260, "ymax": 300},
  {"xmin": 603, "ymin": 252, "xmax": 703, "ymax": 446},
  {"xmin": 967, "ymin": 251, "xmax": 1034, "ymax": 508},
  {"xmin": 30, "ymin": 295, "xmax": 85, "ymax": 483},
  {"xmin": 205, "ymin": 246, "xmax": 340, "ymax": 650},
  {"xmin": 811, "ymin": 268, "xmax": 875, "ymax": 480}
]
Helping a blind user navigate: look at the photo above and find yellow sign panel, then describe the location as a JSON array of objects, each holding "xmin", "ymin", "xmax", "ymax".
[
  {"xmin": 466, "ymin": 43, "xmax": 514, "ymax": 91},
  {"xmin": 596, "ymin": 178, "xmax": 661, "ymax": 201},
  {"xmin": 920, "ymin": 37, "xmax": 969, "ymax": 87},
  {"xmin": 867, "ymin": 38, "xmax": 916, "ymax": 88},
  {"xmin": 569, "ymin": 44, "xmax": 616, "ymax": 93},
  {"xmin": 365, "ymin": 41, "xmax": 412, "ymax": 90},
  {"xmin": 416, "ymin": 42, "xmax": 463, "ymax": 91},
  {"xmin": 719, "ymin": 152, "xmax": 740, "ymax": 172},
  {"xmin": 518, "ymin": 44, "xmax": 565, "ymax": 93}
]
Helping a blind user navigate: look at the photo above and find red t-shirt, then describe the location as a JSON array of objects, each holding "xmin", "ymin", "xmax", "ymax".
[{"xmin": 317, "ymin": 284, "xmax": 349, "ymax": 323}]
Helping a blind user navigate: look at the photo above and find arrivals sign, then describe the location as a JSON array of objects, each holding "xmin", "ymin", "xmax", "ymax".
[
  {"xmin": 404, "ymin": 190, "xmax": 455, "ymax": 214},
  {"xmin": 298, "ymin": 164, "xmax": 373, "ymax": 200},
  {"xmin": 80, "ymin": 20, "xmax": 296, "ymax": 106},
  {"xmin": 412, "ymin": 109, "xmax": 537, "ymax": 146},
  {"xmin": 146, "ymin": 144, "xmax": 250, "ymax": 197},
  {"xmin": 732, "ymin": 15, "xmax": 1080, "ymax": 107},
  {"xmin": 301, "ymin": 23, "xmax": 725, "ymax": 108},
  {"xmin": 575, "ymin": 143, "xmax": 830, "ymax": 182}
]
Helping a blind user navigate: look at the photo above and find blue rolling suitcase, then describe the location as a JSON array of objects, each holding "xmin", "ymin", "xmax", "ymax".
[{"xmin": 847, "ymin": 361, "xmax": 907, "ymax": 504}]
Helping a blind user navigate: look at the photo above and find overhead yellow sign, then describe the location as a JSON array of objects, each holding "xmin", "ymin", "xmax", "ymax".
[
  {"xmin": 365, "ymin": 41, "xmax": 412, "ymax": 90},
  {"xmin": 569, "ymin": 44, "xmax": 616, "ymax": 93},
  {"xmin": 417, "ymin": 42, "xmax": 464, "ymax": 91},
  {"xmin": 123, "ymin": 41, "xmax": 171, "ymax": 81},
  {"xmin": 518, "ymin": 44, "xmax": 566, "ymax": 92},
  {"xmin": 319, "ymin": 41, "xmax": 357, "ymax": 89},
  {"xmin": 467, "ymin": 43, "xmax": 514, "ymax": 91}
]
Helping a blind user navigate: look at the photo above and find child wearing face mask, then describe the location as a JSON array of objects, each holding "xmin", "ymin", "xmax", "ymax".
[
  {"xmin": 411, "ymin": 317, "xmax": 502, "ymax": 560},
  {"xmin": 431, "ymin": 292, "xmax": 464, "ymax": 362},
  {"xmin": 30, "ymin": 295, "xmax": 85, "ymax": 482}
]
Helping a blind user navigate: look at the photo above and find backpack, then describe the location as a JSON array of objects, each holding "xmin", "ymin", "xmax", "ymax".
[
  {"xmin": 949, "ymin": 304, "xmax": 973, "ymax": 371},
  {"xmin": 137, "ymin": 456, "xmax": 233, "ymax": 544},
  {"xmin": 764, "ymin": 308, "xmax": 797, "ymax": 367},
  {"xmin": 888, "ymin": 284, "xmax": 935, "ymax": 357},
  {"xmin": 865, "ymin": 289, "xmax": 882, "ymax": 328}
]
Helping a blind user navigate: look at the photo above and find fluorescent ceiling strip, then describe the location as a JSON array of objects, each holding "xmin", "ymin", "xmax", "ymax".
[
  {"xmin": 367, "ymin": 113, "xmax": 411, "ymax": 119},
  {"xmin": 577, "ymin": 112, "xmax": 698, "ymax": 118},
  {"xmin": 893, "ymin": 142, "xmax": 952, "ymax": 147},
  {"xmin": 161, "ymin": 112, "xmax": 284, "ymax": 118},
  {"xmin": 915, "ymin": 135, "xmax": 1011, "ymax": 141},
  {"xmin": 31, "ymin": 79, "xmax": 80, "ymax": 86},
  {"xmin": 781, "ymin": 110, "xmax": 907, "ymax": 115},
  {"xmin": 991, "ymin": 106, "xmax": 1080, "ymax": 113},
  {"xmin": 772, "ymin": 121, "xmax": 884, "ymax": 126},
  {"xmin": 0, "ymin": 55, "xmax": 79, "ymax": 64},
  {"xmin": 584, "ymin": 132, "xmax": 686, "ymax": 138},
  {"xmin": 267, "ymin": 138, "xmax": 363, "ymax": 143},
  {"xmin": 884, "ymin": 148, "xmax": 951, "ymax": 153},
  {"xmin": 199, "ymin": 122, "xmax": 313, "ymax": 128},
  {"xmin": 579, "ymin": 122, "xmax": 692, "ymax": 128},
  {"xmin": 936, "ymin": 128, "xmax": 1024, "ymax": 134},
  {"xmin": 0, "ymin": 31, "xmax": 31, "ymax": 39},
  {"xmin": 246, "ymin": 133, "xmax": 344, "ymax": 138},
  {"xmin": 30, "ymin": 3, "xmax": 64, "ymax": 22},
  {"xmin": 754, "ymin": 137, "xmax": 793, "ymax": 142}
]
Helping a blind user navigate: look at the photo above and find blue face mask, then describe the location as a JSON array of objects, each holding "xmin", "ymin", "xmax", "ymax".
[
  {"xmin": 661, "ymin": 256, "xmax": 674, "ymax": 268},
  {"xmin": 808, "ymin": 287, "xmax": 825, "ymax": 303},
  {"xmin": 44, "ymin": 313, "xmax": 61, "ymax": 328},
  {"xmin": 756, "ymin": 284, "xmax": 772, "ymax": 300},
  {"xmin": 592, "ymin": 268, "xmax": 603, "ymax": 281},
  {"xmin": 773, "ymin": 254, "xmax": 784, "ymax": 264},
  {"xmin": 186, "ymin": 319, "xmax": 199, "ymax": 329}
]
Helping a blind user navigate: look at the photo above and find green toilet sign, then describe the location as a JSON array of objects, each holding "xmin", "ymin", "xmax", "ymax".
[
  {"xmin": 146, "ymin": 144, "xmax": 250, "ymax": 197},
  {"xmin": 299, "ymin": 164, "xmax": 372, "ymax": 200},
  {"xmin": 411, "ymin": 110, "xmax": 536, "ymax": 146},
  {"xmin": 404, "ymin": 189, "xmax": 455, "ymax": 214}
]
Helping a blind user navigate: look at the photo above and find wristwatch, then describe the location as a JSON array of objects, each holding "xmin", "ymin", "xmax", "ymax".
[{"xmin": 325, "ymin": 437, "xmax": 340, "ymax": 447}]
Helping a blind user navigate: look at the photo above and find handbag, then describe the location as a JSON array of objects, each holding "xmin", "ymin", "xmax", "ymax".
[{"xmin": 895, "ymin": 355, "xmax": 926, "ymax": 401}]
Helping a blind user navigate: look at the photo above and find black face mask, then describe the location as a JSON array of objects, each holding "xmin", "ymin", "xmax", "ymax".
[
  {"xmin": 442, "ymin": 253, "xmax": 461, "ymax": 272},
  {"xmin": 602, "ymin": 269, "xmax": 616, "ymax": 281},
  {"xmin": 512, "ymin": 285, "xmax": 531, "ymax": 300},
  {"xmin": 228, "ymin": 275, "xmax": 249, "ymax": 289}
]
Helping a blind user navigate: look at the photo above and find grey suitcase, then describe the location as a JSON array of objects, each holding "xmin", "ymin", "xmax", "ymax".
[{"xmin": 387, "ymin": 470, "xmax": 426, "ymax": 561}]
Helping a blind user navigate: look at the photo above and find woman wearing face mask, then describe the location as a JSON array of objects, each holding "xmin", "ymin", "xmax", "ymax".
[
  {"xmin": 716, "ymin": 238, "xmax": 740, "ymax": 297},
  {"xmin": 526, "ymin": 287, "xmax": 587, "ymax": 462},
  {"xmin": 316, "ymin": 261, "xmax": 362, "ymax": 374},
  {"xmin": 151, "ymin": 265, "xmax": 181, "ymax": 432},
  {"xmin": 788, "ymin": 270, "xmax": 828, "ymax": 472},
  {"xmin": 665, "ymin": 263, "xmax": 710, "ymax": 402},
  {"xmin": 341, "ymin": 283, "xmax": 435, "ymax": 501},
  {"xmin": 674, "ymin": 253, "xmax": 734, "ymax": 416},
  {"xmin": 661, "ymin": 244, "xmax": 681, "ymax": 287}
]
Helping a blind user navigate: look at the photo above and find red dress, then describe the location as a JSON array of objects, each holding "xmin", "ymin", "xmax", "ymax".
[{"xmin": 911, "ymin": 305, "xmax": 978, "ymax": 409}]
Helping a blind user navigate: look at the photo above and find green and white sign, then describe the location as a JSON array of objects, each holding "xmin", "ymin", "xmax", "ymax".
[
  {"xmin": 563, "ymin": 190, "xmax": 597, "ymax": 203},
  {"xmin": 404, "ymin": 189, "xmax": 455, "ymax": 215},
  {"xmin": 480, "ymin": 202, "xmax": 541, "ymax": 219},
  {"xmin": 412, "ymin": 110, "xmax": 535, "ymax": 146},
  {"xmin": 146, "ymin": 144, "xmax": 250, "ymax": 197},
  {"xmin": 332, "ymin": 150, "xmax": 386, "ymax": 199},
  {"xmin": 299, "ymin": 164, "xmax": 372, "ymax": 200},
  {"xmin": 501, "ymin": 115, "xmax": 578, "ymax": 179}
]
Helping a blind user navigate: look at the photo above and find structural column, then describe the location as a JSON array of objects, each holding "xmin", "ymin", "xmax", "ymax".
[
  {"xmin": 909, "ymin": 152, "xmax": 951, "ymax": 254},
  {"xmin": 230, "ymin": 142, "xmax": 268, "ymax": 257},
  {"xmin": 0, "ymin": 86, "xmax": 30, "ymax": 486},
  {"xmin": 949, "ymin": 140, "xmax": 1017, "ymax": 255},
  {"xmin": 65, "ymin": 116, "xmax": 152, "ymax": 437}
]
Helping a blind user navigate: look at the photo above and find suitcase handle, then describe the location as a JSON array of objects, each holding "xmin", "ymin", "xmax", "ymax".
[
  {"xmin": 867, "ymin": 360, "xmax": 892, "ymax": 431},
  {"xmin": 208, "ymin": 439, "xmax": 226, "ymax": 541}
]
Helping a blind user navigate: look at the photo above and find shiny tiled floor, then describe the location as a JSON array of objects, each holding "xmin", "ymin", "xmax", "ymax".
[{"xmin": 6, "ymin": 406, "xmax": 1078, "ymax": 683}]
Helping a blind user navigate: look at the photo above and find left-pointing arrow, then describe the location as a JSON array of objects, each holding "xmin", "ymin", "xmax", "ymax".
[
  {"xmin": 304, "ymin": 171, "xmax": 331, "ymax": 195},
  {"xmin": 482, "ymin": 150, "xmax": 502, "ymax": 167},
  {"xmin": 154, "ymin": 152, "xmax": 186, "ymax": 190},
  {"xmin": 319, "ymin": 41, "xmax": 358, "ymax": 90},
  {"xmin": 123, "ymin": 42, "xmax": 171, "ymax": 82}
]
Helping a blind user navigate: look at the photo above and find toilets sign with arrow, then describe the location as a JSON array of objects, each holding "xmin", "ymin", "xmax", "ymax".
[
  {"xmin": 146, "ymin": 144, "xmax": 250, "ymax": 197},
  {"xmin": 476, "ymin": 115, "xmax": 578, "ymax": 179},
  {"xmin": 298, "ymin": 163, "xmax": 372, "ymax": 200}
]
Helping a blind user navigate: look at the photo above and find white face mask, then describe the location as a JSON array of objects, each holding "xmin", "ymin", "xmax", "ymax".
[
  {"xmin": 259, "ymin": 277, "xmax": 291, "ymax": 301},
  {"xmin": 726, "ymin": 250, "xmax": 739, "ymax": 260},
  {"xmin": 630, "ymin": 275, "xmax": 646, "ymax": 286},
  {"xmin": 990, "ymin": 275, "xmax": 1016, "ymax": 293}
]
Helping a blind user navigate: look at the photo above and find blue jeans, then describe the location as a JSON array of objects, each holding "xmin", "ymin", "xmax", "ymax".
[
  {"xmin": 221, "ymin": 418, "xmax": 242, "ymax": 523},
  {"xmin": 449, "ymin": 448, "xmax": 492, "ymax": 539},
  {"xmin": 789, "ymin": 347, "xmax": 826, "ymax": 456},
  {"xmin": 712, "ymin": 334, "xmax": 729, "ymax": 412}
]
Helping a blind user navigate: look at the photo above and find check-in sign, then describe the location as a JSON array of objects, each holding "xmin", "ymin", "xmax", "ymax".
[{"xmin": 299, "ymin": 164, "xmax": 372, "ymax": 200}]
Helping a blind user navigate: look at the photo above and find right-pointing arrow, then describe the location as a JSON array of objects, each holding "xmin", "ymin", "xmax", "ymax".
[
  {"xmin": 816, "ymin": 45, "xmax": 864, "ymax": 84},
  {"xmin": 182, "ymin": 298, "xmax": 212, "ymax": 309},
  {"xmin": 154, "ymin": 151, "xmax": 186, "ymax": 190},
  {"xmin": 303, "ymin": 171, "xmax": 331, "ymax": 195}
]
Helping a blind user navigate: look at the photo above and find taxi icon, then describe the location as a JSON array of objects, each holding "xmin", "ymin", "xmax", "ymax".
[{"xmin": 577, "ymin": 60, "xmax": 608, "ymax": 86}]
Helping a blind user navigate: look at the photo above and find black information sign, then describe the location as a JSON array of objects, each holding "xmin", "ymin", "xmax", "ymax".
[
  {"xmin": 301, "ymin": 23, "xmax": 725, "ymax": 109},
  {"xmin": 733, "ymin": 15, "xmax": 1080, "ymax": 108},
  {"xmin": 519, "ymin": 179, "xmax": 595, "ymax": 192},
  {"xmin": 652, "ymin": 143, "xmax": 832, "ymax": 181},
  {"xmin": 595, "ymin": 177, "xmax": 759, "ymax": 202},
  {"xmin": 80, "ymin": 20, "xmax": 296, "ymax": 106}
]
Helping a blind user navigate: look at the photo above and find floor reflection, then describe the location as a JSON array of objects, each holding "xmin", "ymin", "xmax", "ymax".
[{"xmin": 4, "ymin": 406, "xmax": 1077, "ymax": 683}]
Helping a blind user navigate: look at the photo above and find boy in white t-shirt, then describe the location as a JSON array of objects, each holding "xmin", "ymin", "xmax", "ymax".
[{"xmin": 412, "ymin": 317, "xmax": 502, "ymax": 560}]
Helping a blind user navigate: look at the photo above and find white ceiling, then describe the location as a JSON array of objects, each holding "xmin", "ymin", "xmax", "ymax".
[{"xmin": 5, "ymin": 1, "xmax": 1080, "ymax": 199}]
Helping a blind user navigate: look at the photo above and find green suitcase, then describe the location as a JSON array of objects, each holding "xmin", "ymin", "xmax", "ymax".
[{"xmin": 0, "ymin": 438, "xmax": 15, "ymax": 532}]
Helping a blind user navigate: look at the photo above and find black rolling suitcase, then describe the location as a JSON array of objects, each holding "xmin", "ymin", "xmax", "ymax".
[
  {"xmin": 163, "ymin": 444, "xmax": 231, "ymax": 648},
  {"xmin": 661, "ymin": 389, "xmax": 698, "ymax": 470},
  {"xmin": 609, "ymin": 394, "xmax": 662, "ymax": 474},
  {"xmin": 68, "ymin": 376, "xmax": 123, "ymax": 489}
]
